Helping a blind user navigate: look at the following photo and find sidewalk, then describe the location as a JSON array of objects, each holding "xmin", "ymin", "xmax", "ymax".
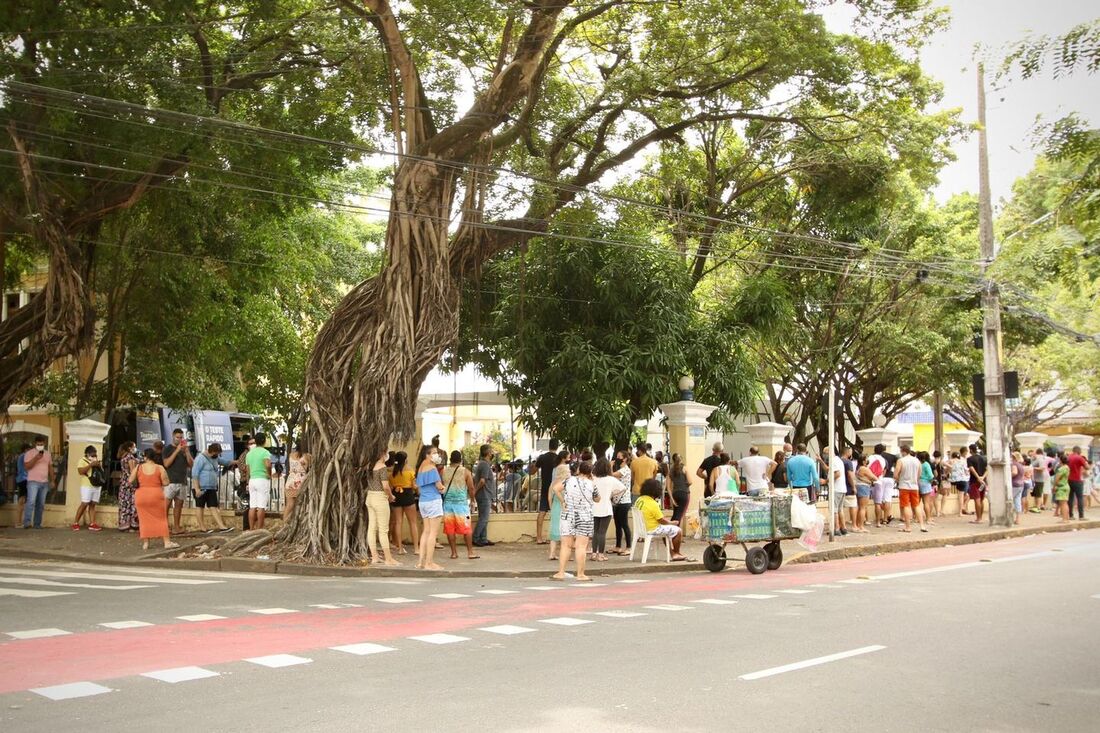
[{"xmin": 1, "ymin": 510, "xmax": 1097, "ymax": 577}]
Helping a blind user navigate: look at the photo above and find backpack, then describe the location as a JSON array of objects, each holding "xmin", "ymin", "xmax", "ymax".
[{"xmin": 86, "ymin": 459, "xmax": 106, "ymax": 488}]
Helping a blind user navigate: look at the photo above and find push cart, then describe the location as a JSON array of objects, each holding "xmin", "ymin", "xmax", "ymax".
[{"xmin": 700, "ymin": 494, "xmax": 800, "ymax": 574}]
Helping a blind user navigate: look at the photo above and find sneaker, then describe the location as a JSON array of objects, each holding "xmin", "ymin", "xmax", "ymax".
[
  {"xmin": 71, "ymin": 523, "xmax": 80, "ymax": 531},
  {"xmin": 88, "ymin": 524, "xmax": 102, "ymax": 532}
]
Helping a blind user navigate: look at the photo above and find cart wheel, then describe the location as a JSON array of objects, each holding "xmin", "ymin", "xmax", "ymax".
[
  {"xmin": 765, "ymin": 541, "xmax": 783, "ymax": 570},
  {"xmin": 702, "ymin": 544, "xmax": 727, "ymax": 573},
  {"xmin": 745, "ymin": 546, "xmax": 768, "ymax": 575}
]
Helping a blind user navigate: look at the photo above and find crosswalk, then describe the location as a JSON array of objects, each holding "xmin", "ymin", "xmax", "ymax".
[{"xmin": 0, "ymin": 558, "xmax": 282, "ymax": 599}]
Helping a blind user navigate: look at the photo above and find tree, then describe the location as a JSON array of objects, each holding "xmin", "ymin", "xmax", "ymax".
[
  {"xmin": 0, "ymin": 0, "xmax": 379, "ymax": 411},
  {"xmin": 283, "ymin": 0, "xmax": 974, "ymax": 563}
]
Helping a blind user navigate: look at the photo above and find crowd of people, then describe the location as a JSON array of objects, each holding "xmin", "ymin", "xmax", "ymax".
[{"xmin": 5, "ymin": 429, "xmax": 1097, "ymax": 565}]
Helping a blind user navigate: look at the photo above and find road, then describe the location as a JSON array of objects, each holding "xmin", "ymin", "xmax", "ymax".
[{"xmin": 2, "ymin": 529, "xmax": 1099, "ymax": 732}]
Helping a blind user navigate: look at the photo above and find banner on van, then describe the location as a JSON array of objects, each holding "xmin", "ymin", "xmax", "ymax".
[
  {"xmin": 193, "ymin": 411, "xmax": 235, "ymax": 460},
  {"xmin": 136, "ymin": 414, "xmax": 161, "ymax": 451}
]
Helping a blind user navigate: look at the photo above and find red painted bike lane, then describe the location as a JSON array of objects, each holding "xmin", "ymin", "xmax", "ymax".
[{"xmin": 0, "ymin": 531, "xmax": 1082, "ymax": 694}]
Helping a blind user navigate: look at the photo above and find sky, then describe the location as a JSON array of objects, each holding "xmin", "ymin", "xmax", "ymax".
[{"xmin": 915, "ymin": 0, "xmax": 1099, "ymax": 205}]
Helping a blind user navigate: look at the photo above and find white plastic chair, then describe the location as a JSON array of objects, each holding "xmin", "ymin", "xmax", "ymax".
[{"xmin": 629, "ymin": 506, "xmax": 672, "ymax": 564}]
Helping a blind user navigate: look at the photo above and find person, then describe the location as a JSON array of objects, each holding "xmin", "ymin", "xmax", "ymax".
[
  {"xmin": 1052, "ymin": 453, "xmax": 1071, "ymax": 522},
  {"xmin": 932, "ymin": 451, "xmax": 947, "ymax": 518},
  {"xmin": 501, "ymin": 461, "xmax": 520, "ymax": 513},
  {"xmin": 441, "ymin": 450, "xmax": 480, "ymax": 560},
  {"xmin": 840, "ymin": 446, "xmax": 858, "ymax": 528},
  {"xmin": 552, "ymin": 456, "xmax": 597, "ymax": 581},
  {"xmin": 654, "ymin": 451, "xmax": 669, "ymax": 504},
  {"xmin": 535, "ymin": 439, "xmax": 560, "ymax": 544},
  {"xmin": 283, "ymin": 442, "xmax": 310, "ymax": 521},
  {"xmin": 161, "ymin": 429, "xmax": 194, "ymax": 534},
  {"xmin": 245, "ymin": 432, "xmax": 273, "ymax": 530},
  {"xmin": 738, "ymin": 446, "xmax": 774, "ymax": 497},
  {"xmin": 151, "ymin": 440, "xmax": 165, "ymax": 465},
  {"xmin": 770, "ymin": 450, "xmax": 788, "ymax": 491},
  {"xmin": 869, "ymin": 443, "xmax": 897, "ymax": 524},
  {"xmin": 610, "ymin": 449, "xmax": 633, "ymax": 555},
  {"xmin": 415, "ymin": 444, "xmax": 446, "ymax": 570},
  {"xmin": 822, "ymin": 447, "xmax": 847, "ymax": 536},
  {"xmin": 190, "ymin": 442, "xmax": 235, "ymax": 533},
  {"xmin": 895, "ymin": 445, "xmax": 927, "ymax": 533},
  {"xmin": 696, "ymin": 442, "xmax": 724, "ymax": 497},
  {"xmin": 630, "ymin": 443, "xmax": 658, "ymax": 498},
  {"xmin": 708, "ymin": 453, "xmax": 739, "ymax": 496},
  {"xmin": 114, "ymin": 441, "xmax": 140, "ymax": 532},
  {"xmin": 591, "ymin": 458, "xmax": 619, "ymax": 561},
  {"xmin": 547, "ymin": 451, "xmax": 569, "ymax": 561},
  {"xmin": 517, "ymin": 462, "xmax": 534, "ymax": 511},
  {"xmin": 635, "ymin": 478, "xmax": 686, "ymax": 561},
  {"xmin": 472, "ymin": 444, "xmax": 497, "ymax": 547},
  {"xmin": 948, "ymin": 450, "xmax": 968, "ymax": 514},
  {"xmin": 1066, "ymin": 446, "xmax": 1090, "ymax": 520},
  {"xmin": 13, "ymin": 442, "xmax": 29, "ymax": 525},
  {"xmin": 130, "ymin": 448, "xmax": 178, "ymax": 551},
  {"xmin": 70, "ymin": 445, "xmax": 105, "ymax": 531},
  {"xmin": 1087, "ymin": 461, "xmax": 1100, "ymax": 507},
  {"xmin": 237, "ymin": 435, "xmax": 254, "ymax": 530},
  {"xmin": 387, "ymin": 451, "xmax": 420, "ymax": 555},
  {"xmin": 22, "ymin": 436, "xmax": 54, "ymax": 529},
  {"xmin": 917, "ymin": 451, "xmax": 937, "ymax": 526},
  {"xmin": 365, "ymin": 448, "xmax": 400, "ymax": 566},
  {"xmin": 668, "ymin": 453, "xmax": 692, "ymax": 527},
  {"xmin": 785, "ymin": 444, "xmax": 816, "ymax": 505},
  {"xmin": 854, "ymin": 453, "xmax": 877, "ymax": 532},
  {"xmin": 1029, "ymin": 450, "xmax": 1048, "ymax": 513},
  {"xmin": 1007, "ymin": 451, "xmax": 1027, "ymax": 524},
  {"xmin": 966, "ymin": 443, "xmax": 988, "ymax": 523}
]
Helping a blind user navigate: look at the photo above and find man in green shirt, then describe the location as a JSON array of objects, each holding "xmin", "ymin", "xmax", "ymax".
[{"xmin": 245, "ymin": 432, "xmax": 273, "ymax": 529}]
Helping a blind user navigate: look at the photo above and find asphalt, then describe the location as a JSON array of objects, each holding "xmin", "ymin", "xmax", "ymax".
[{"xmin": 1, "ymin": 529, "xmax": 1097, "ymax": 731}]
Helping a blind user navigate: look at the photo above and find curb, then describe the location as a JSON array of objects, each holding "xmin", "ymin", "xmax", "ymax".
[{"xmin": 786, "ymin": 520, "xmax": 1100, "ymax": 565}]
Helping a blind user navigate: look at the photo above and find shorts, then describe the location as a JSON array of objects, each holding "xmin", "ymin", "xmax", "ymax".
[
  {"xmin": 856, "ymin": 484, "xmax": 872, "ymax": 499},
  {"xmin": 163, "ymin": 483, "xmax": 186, "ymax": 501},
  {"xmin": 392, "ymin": 489, "xmax": 418, "ymax": 508},
  {"xmin": 878, "ymin": 478, "xmax": 897, "ymax": 503},
  {"xmin": 195, "ymin": 489, "xmax": 219, "ymax": 509},
  {"xmin": 832, "ymin": 491, "xmax": 845, "ymax": 512},
  {"xmin": 248, "ymin": 479, "xmax": 271, "ymax": 510},
  {"xmin": 968, "ymin": 480, "xmax": 986, "ymax": 502},
  {"xmin": 443, "ymin": 506, "xmax": 471, "ymax": 535},
  {"xmin": 899, "ymin": 489, "xmax": 921, "ymax": 509},
  {"xmin": 1031, "ymin": 481, "xmax": 1044, "ymax": 499},
  {"xmin": 843, "ymin": 495, "xmax": 858, "ymax": 509},
  {"xmin": 80, "ymin": 486, "xmax": 102, "ymax": 503},
  {"xmin": 918, "ymin": 480, "xmax": 934, "ymax": 496},
  {"xmin": 419, "ymin": 498, "xmax": 443, "ymax": 519},
  {"xmin": 539, "ymin": 487, "xmax": 550, "ymax": 513},
  {"xmin": 953, "ymin": 480, "xmax": 968, "ymax": 495},
  {"xmin": 15, "ymin": 480, "xmax": 27, "ymax": 499},
  {"xmin": 1042, "ymin": 481, "xmax": 1052, "ymax": 497},
  {"xmin": 646, "ymin": 524, "xmax": 681, "ymax": 538}
]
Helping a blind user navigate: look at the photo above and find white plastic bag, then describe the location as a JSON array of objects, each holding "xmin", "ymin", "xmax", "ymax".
[
  {"xmin": 797, "ymin": 518, "xmax": 824, "ymax": 551},
  {"xmin": 789, "ymin": 496, "xmax": 816, "ymax": 530}
]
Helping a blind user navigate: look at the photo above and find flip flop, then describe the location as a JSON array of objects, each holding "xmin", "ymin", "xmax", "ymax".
[
  {"xmin": 549, "ymin": 575, "xmax": 564, "ymax": 581},
  {"xmin": 670, "ymin": 556, "xmax": 687, "ymax": 562},
  {"xmin": 467, "ymin": 555, "xmax": 481, "ymax": 559},
  {"xmin": 536, "ymin": 540, "xmax": 550, "ymax": 545},
  {"xmin": 575, "ymin": 576, "xmax": 593, "ymax": 582}
]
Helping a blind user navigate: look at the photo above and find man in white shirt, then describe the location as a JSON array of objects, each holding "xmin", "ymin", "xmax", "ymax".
[
  {"xmin": 822, "ymin": 447, "xmax": 848, "ymax": 536},
  {"xmin": 895, "ymin": 444, "xmax": 927, "ymax": 533},
  {"xmin": 737, "ymin": 446, "xmax": 775, "ymax": 497}
]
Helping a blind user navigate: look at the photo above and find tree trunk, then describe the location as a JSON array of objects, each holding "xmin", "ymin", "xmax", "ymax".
[{"xmin": 276, "ymin": 161, "xmax": 461, "ymax": 564}]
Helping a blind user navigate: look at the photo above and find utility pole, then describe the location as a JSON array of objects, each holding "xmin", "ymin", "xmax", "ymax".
[
  {"xmin": 827, "ymin": 382, "xmax": 836, "ymax": 542},
  {"xmin": 976, "ymin": 64, "xmax": 1013, "ymax": 527}
]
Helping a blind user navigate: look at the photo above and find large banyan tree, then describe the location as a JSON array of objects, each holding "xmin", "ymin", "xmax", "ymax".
[{"xmin": 283, "ymin": 0, "xmax": 947, "ymax": 562}]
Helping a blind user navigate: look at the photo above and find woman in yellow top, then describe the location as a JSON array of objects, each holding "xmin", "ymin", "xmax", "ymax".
[
  {"xmin": 635, "ymin": 478, "xmax": 686, "ymax": 561},
  {"xmin": 387, "ymin": 451, "xmax": 420, "ymax": 555}
]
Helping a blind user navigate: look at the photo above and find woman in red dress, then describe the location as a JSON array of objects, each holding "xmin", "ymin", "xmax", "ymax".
[{"xmin": 129, "ymin": 448, "xmax": 179, "ymax": 551}]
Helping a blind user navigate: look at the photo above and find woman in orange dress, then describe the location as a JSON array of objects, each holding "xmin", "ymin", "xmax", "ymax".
[{"xmin": 129, "ymin": 448, "xmax": 178, "ymax": 551}]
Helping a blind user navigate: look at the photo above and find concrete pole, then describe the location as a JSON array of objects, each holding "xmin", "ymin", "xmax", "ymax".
[
  {"xmin": 933, "ymin": 390, "xmax": 945, "ymax": 456},
  {"xmin": 827, "ymin": 383, "xmax": 836, "ymax": 542},
  {"xmin": 977, "ymin": 63, "xmax": 1013, "ymax": 527}
]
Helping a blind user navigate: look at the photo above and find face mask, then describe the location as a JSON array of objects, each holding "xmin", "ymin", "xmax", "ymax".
[{"xmin": 432, "ymin": 453, "xmax": 443, "ymax": 465}]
